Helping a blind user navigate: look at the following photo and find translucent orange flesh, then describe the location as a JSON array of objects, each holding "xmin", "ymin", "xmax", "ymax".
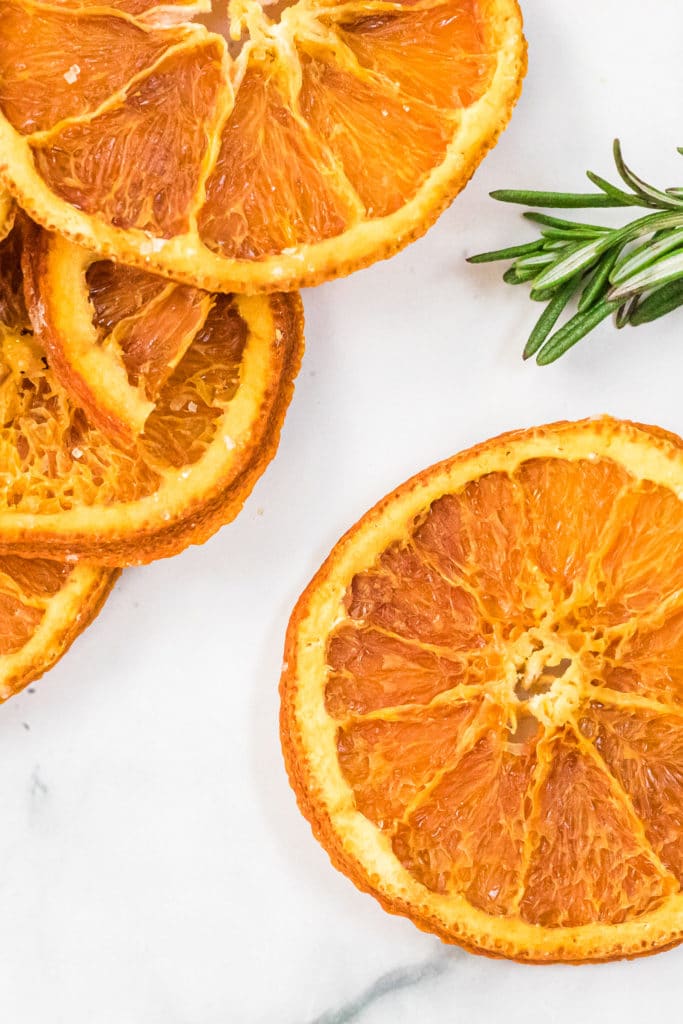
[
  {"xmin": 0, "ymin": 226, "xmax": 246, "ymax": 512},
  {"xmin": 87, "ymin": 260, "xmax": 213, "ymax": 400},
  {"xmin": 0, "ymin": 0, "xmax": 495, "ymax": 256},
  {"xmin": 31, "ymin": 40, "xmax": 227, "ymax": 237},
  {"xmin": 0, "ymin": 2, "xmax": 188, "ymax": 135},
  {"xmin": 326, "ymin": 458, "xmax": 683, "ymax": 926},
  {"xmin": 0, "ymin": 555, "xmax": 71, "ymax": 654}
]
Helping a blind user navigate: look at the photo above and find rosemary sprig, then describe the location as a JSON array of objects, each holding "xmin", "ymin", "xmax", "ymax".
[{"xmin": 468, "ymin": 140, "xmax": 683, "ymax": 363}]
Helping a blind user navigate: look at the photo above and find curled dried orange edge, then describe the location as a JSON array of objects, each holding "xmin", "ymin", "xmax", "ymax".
[
  {"xmin": 281, "ymin": 416, "xmax": 683, "ymax": 963},
  {"xmin": 0, "ymin": 0, "xmax": 525, "ymax": 292}
]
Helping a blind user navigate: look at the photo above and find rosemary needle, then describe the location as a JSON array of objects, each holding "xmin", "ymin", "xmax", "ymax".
[{"xmin": 468, "ymin": 140, "xmax": 683, "ymax": 363}]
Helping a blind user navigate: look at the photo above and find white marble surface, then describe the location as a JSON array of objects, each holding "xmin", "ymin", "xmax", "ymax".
[{"xmin": 3, "ymin": 1, "xmax": 683, "ymax": 1021}]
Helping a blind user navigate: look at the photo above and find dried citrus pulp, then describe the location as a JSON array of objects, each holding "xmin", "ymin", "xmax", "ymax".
[
  {"xmin": 0, "ymin": 556, "xmax": 116, "ymax": 702},
  {"xmin": 0, "ymin": 0, "xmax": 525, "ymax": 292},
  {"xmin": 281, "ymin": 417, "xmax": 683, "ymax": 962},
  {"xmin": 0, "ymin": 218, "xmax": 303, "ymax": 565},
  {"xmin": 0, "ymin": 193, "xmax": 14, "ymax": 242}
]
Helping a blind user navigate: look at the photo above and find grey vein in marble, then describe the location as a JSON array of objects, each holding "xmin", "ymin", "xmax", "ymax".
[
  {"xmin": 305, "ymin": 948, "xmax": 458, "ymax": 1024},
  {"xmin": 30, "ymin": 766, "xmax": 48, "ymax": 800}
]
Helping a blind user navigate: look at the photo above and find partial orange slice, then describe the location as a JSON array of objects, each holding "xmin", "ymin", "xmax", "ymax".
[
  {"xmin": 281, "ymin": 417, "xmax": 683, "ymax": 962},
  {"xmin": 0, "ymin": 0, "xmax": 525, "ymax": 291},
  {"xmin": 0, "ymin": 556, "xmax": 117, "ymax": 702},
  {"xmin": 0, "ymin": 220, "xmax": 303, "ymax": 565}
]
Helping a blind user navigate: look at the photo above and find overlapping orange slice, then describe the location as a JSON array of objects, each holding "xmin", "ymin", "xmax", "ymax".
[
  {"xmin": 0, "ymin": 218, "xmax": 303, "ymax": 565},
  {"xmin": 0, "ymin": 0, "xmax": 525, "ymax": 292},
  {"xmin": 0, "ymin": 555, "xmax": 117, "ymax": 702},
  {"xmin": 281, "ymin": 417, "xmax": 683, "ymax": 962}
]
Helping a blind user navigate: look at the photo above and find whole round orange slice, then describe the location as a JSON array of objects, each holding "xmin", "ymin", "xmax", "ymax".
[
  {"xmin": 0, "ymin": 556, "xmax": 117, "ymax": 703},
  {"xmin": 0, "ymin": 219, "xmax": 303, "ymax": 565},
  {"xmin": 0, "ymin": 0, "xmax": 525, "ymax": 292},
  {"xmin": 281, "ymin": 417, "xmax": 683, "ymax": 963}
]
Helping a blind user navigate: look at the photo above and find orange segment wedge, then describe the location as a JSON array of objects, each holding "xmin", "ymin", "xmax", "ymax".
[
  {"xmin": 280, "ymin": 417, "xmax": 683, "ymax": 962},
  {"xmin": 0, "ymin": 0, "xmax": 525, "ymax": 291},
  {"xmin": 29, "ymin": 228, "xmax": 222, "ymax": 445},
  {"xmin": 0, "ymin": 219, "xmax": 303, "ymax": 565},
  {"xmin": 0, "ymin": 555, "xmax": 117, "ymax": 702}
]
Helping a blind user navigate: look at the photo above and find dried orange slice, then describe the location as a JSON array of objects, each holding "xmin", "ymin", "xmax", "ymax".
[
  {"xmin": 0, "ymin": 220, "xmax": 303, "ymax": 565},
  {"xmin": 0, "ymin": 0, "xmax": 525, "ymax": 292},
  {"xmin": 281, "ymin": 417, "xmax": 683, "ymax": 963},
  {"xmin": 0, "ymin": 557, "xmax": 117, "ymax": 703}
]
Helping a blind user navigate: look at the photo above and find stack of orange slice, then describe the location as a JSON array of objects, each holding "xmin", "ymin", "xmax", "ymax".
[
  {"xmin": 0, "ymin": 0, "xmax": 525, "ymax": 695},
  {"xmin": 0, "ymin": 210, "xmax": 303, "ymax": 688}
]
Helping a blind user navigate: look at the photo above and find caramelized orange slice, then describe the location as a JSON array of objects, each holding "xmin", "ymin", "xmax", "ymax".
[
  {"xmin": 0, "ymin": 0, "xmax": 525, "ymax": 291},
  {"xmin": 0, "ymin": 556, "xmax": 117, "ymax": 702},
  {"xmin": 281, "ymin": 418, "xmax": 683, "ymax": 962},
  {"xmin": 0, "ymin": 220, "xmax": 303, "ymax": 565}
]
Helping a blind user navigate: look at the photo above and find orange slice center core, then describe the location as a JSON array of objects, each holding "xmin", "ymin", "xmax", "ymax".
[{"xmin": 198, "ymin": 0, "xmax": 299, "ymax": 56}]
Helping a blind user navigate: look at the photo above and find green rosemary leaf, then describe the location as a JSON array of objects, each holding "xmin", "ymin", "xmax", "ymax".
[
  {"xmin": 615, "ymin": 296, "xmax": 637, "ymax": 328},
  {"xmin": 613, "ymin": 139, "xmax": 683, "ymax": 210},
  {"xmin": 531, "ymin": 237, "xmax": 606, "ymax": 291},
  {"xmin": 502, "ymin": 266, "xmax": 529, "ymax": 285},
  {"xmin": 529, "ymin": 288, "xmax": 558, "ymax": 302},
  {"xmin": 490, "ymin": 189, "xmax": 624, "ymax": 208},
  {"xmin": 542, "ymin": 239, "xmax": 573, "ymax": 251},
  {"xmin": 524, "ymin": 211, "xmax": 610, "ymax": 234},
  {"xmin": 513, "ymin": 251, "xmax": 559, "ymax": 272},
  {"xmin": 610, "ymin": 249, "xmax": 683, "ymax": 299},
  {"xmin": 523, "ymin": 278, "xmax": 578, "ymax": 359},
  {"xmin": 578, "ymin": 247, "xmax": 622, "ymax": 311},
  {"xmin": 466, "ymin": 240, "xmax": 544, "ymax": 263},
  {"xmin": 539, "ymin": 225, "xmax": 606, "ymax": 242},
  {"xmin": 629, "ymin": 280, "xmax": 683, "ymax": 325},
  {"xmin": 610, "ymin": 226, "xmax": 683, "ymax": 284},
  {"xmin": 585, "ymin": 170, "xmax": 645, "ymax": 207},
  {"xmin": 536, "ymin": 300, "xmax": 620, "ymax": 364}
]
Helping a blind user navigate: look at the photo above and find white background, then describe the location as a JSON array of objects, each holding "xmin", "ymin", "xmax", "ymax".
[{"xmin": 2, "ymin": 1, "xmax": 683, "ymax": 1021}]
